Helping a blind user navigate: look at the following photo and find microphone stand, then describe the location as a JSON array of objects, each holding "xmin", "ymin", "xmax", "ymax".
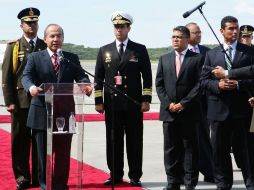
[
  {"xmin": 63, "ymin": 57, "xmax": 141, "ymax": 190},
  {"xmin": 197, "ymin": 6, "xmax": 232, "ymax": 63}
]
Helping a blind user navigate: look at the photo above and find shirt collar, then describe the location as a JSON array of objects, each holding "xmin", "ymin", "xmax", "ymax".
[
  {"xmin": 175, "ymin": 48, "xmax": 188, "ymax": 56},
  {"xmin": 188, "ymin": 44, "xmax": 198, "ymax": 49},
  {"xmin": 24, "ymin": 35, "xmax": 38, "ymax": 45},
  {"xmin": 116, "ymin": 38, "xmax": 129, "ymax": 47},
  {"xmin": 224, "ymin": 40, "xmax": 237, "ymax": 50},
  {"xmin": 47, "ymin": 48, "xmax": 55, "ymax": 57}
]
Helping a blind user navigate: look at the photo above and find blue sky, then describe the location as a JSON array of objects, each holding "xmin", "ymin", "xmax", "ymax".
[{"xmin": 1, "ymin": 0, "xmax": 254, "ymax": 48}]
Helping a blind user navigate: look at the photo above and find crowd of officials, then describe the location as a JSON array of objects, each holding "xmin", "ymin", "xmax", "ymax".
[{"xmin": 2, "ymin": 6, "xmax": 254, "ymax": 190}]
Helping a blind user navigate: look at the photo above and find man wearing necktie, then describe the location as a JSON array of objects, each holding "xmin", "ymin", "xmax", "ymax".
[
  {"xmin": 22, "ymin": 24, "xmax": 92, "ymax": 190},
  {"xmin": 186, "ymin": 22, "xmax": 215, "ymax": 184},
  {"xmin": 156, "ymin": 26, "xmax": 204, "ymax": 190},
  {"xmin": 200, "ymin": 16, "xmax": 254, "ymax": 190},
  {"xmin": 94, "ymin": 11, "xmax": 152, "ymax": 187},
  {"xmin": 2, "ymin": 7, "xmax": 46, "ymax": 189}
]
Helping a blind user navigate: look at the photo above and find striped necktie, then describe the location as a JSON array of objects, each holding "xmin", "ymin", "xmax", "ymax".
[
  {"xmin": 225, "ymin": 46, "xmax": 233, "ymax": 70},
  {"xmin": 52, "ymin": 53, "xmax": 59, "ymax": 75}
]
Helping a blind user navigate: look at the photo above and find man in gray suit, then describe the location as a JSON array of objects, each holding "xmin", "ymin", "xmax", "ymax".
[
  {"xmin": 22, "ymin": 24, "xmax": 92, "ymax": 190},
  {"xmin": 186, "ymin": 22, "xmax": 214, "ymax": 183},
  {"xmin": 156, "ymin": 26, "xmax": 204, "ymax": 190}
]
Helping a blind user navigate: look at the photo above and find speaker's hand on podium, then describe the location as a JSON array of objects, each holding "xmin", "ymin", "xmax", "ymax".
[
  {"xmin": 29, "ymin": 85, "xmax": 43, "ymax": 96},
  {"xmin": 80, "ymin": 84, "xmax": 93, "ymax": 96},
  {"xmin": 95, "ymin": 104, "xmax": 104, "ymax": 114}
]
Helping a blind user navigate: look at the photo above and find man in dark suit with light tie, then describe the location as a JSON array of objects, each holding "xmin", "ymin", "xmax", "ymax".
[
  {"xmin": 186, "ymin": 22, "xmax": 214, "ymax": 183},
  {"xmin": 2, "ymin": 7, "xmax": 47, "ymax": 189},
  {"xmin": 94, "ymin": 11, "xmax": 152, "ymax": 187},
  {"xmin": 200, "ymin": 16, "xmax": 254, "ymax": 190},
  {"xmin": 22, "ymin": 24, "xmax": 92, "ymax": 190},
  {"xmin": 156, "ymin": 26, "xmax": 204, "ymax": 190}
]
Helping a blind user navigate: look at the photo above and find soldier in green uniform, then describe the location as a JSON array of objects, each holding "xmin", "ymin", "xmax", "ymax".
[
  {"xmin": 239, "ymin": 25, "xmax": 254, "ymax": 47},
  {"xmin": 2, "ymin": 7, "xmax": 46, "ymax": 190},
  {"xmin": 94, "ymin": 11, "xmax": 152, "ymax": 187}
]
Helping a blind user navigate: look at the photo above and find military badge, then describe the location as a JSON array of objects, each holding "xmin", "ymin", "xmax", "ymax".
[
  {"xmin": 105, "ymin": 52, "xmax": 112, "ymax": 63},
  {"xmin": 129, "ymin": 55, "xmax": 138, "ymax": 62},
  {"xmin": 18, "ymin": 51, "xmax": 25, "ymax": 61},
  {"xmin": 29, "ymin": 8, "xmax": 34, "ymax": 16}
]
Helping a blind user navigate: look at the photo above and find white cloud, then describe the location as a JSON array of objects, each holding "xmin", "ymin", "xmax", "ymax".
[{"xmin": 234, "ymin": 1, "xmax": 254, "ymax": 15}]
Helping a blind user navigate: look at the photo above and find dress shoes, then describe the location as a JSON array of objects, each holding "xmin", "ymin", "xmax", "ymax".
[
  {"xmin": 204, "ymin": 176, "xmax": 215, "ymax": 183},
  {"xmin": 185, "ymin": 185, "xmax": 195, "ymax": 190},
  {"xmin": 104, "ymin": 178, "xmax": 123, "ymax": 185},
  {"xmin": 16, "ymin": 180, "xmax": 30, "ymax": 190},
  {"xmin": 130, "ymin": 179, "xmax": 142, "ymax": 187},
  {"xmin": 31, "ymin": 181, "xmax": 40, "ymax": 187},
  {"xmin": 163, "ymin": 184, "xmax": 180, "ymax": 190}
]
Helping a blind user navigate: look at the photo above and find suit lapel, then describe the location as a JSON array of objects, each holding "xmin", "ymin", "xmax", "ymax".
[
  {"xmin": 178, "ymin": 50, "xmax": 191, "ymax": 78},
  {"xmin": 233, "ymin": 43, "xmax": 244, "ymax": 67},
  {"xmin": 217, "ymin": 48, "xmax": 227, "ymax": 69},
  {"xmin": 118, "ymin": 40, "xmax": 133, "ymax": 70},
  {"xmin": 169, "ymin": 52, "xmax": 177, "ymax": 80},
  {"xmin": 34, "ymin": 38, "xmax": 45, "ymax": 52},
  {"xmin": 42, "ymin": 50, "xmax": 57, "ymax": 82}
]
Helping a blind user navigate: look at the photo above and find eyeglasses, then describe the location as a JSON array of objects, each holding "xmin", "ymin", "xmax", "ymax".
[
  {"xmin": 172, "ymin": 35, "xmax": 185, "ymax": 39},
  {"xmin": 191, "ymin": 31, "xmax": 202, "ymax": 35}
]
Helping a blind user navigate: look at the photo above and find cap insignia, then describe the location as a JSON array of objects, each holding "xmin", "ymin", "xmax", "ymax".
[{"xmin": 29, "ymin": 8, "xmax": 34, "ymax": 16}]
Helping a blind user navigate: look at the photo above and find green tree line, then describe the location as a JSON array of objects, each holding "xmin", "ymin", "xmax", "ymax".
[{"xmin": 60, "ymin": 43, "xmax": 218, "ymax": 61}]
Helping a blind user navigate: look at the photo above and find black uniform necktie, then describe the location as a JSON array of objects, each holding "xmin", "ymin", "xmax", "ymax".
[
  {"xmin": 29, "ymin": 40, "xmax": 34, "ymax": 50},
  {"xmin": 119, "ymin": 43, "xmax": 124, "ymax": 60}
]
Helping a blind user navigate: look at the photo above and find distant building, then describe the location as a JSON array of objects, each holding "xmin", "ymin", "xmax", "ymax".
[{"xmin": 0, "ymin": 43, "xmax": 7, "ymax": 64}]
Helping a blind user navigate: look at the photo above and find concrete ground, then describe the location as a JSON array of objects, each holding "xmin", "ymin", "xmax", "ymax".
[{"xmin": 0, "ymin": 62, "xmax": 247, "ymax": 189}]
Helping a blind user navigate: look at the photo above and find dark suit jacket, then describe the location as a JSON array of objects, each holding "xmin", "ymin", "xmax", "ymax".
[
  {"xmin": 155, "ymin": 50, "xmax": 204, "ymax": 122},
  {"xmin": 94, "ymin": 40, "xmax": 152, "ymax": 110},
  {"xmin": 228, "ymin": 45, "xmax": 254, "ymax": 79},
  {"xmin": 22, "ymin": 49, "xmax": 90, "ymax": 130},
  {"xmin": 2, "ymin": 36, "xmax": 46, "ymax": 108},
  {"xmin": 200, "ymin": 42, "xmax": 253, "ymax": 121},
  {"xmin": 198, "ymin": 44, "xmax": 210, "ymax": 56}
]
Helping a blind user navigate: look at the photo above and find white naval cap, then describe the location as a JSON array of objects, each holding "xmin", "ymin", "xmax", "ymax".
[{"xmin": 111, "ymin": 11, "xmax": 133, "ymax": 25}]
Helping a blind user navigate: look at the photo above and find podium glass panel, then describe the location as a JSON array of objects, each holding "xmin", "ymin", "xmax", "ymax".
[{"xmin": 40, "ymin": 83, "xmax": 92, "ymax": 190}]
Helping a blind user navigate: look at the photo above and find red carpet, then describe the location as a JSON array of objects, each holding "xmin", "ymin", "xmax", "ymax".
[
  {"xmin": 0, "ymin": 112, "xmax": 159, "ymax": 123},
  {"xmin": 0, "ymin": 129, "xmax": 143, "ymax": 190}
]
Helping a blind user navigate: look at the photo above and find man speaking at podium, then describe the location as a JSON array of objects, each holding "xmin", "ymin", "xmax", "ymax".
[{"xmin": 22, "ymin": 24, "xmax": 92, "ymax": 190}]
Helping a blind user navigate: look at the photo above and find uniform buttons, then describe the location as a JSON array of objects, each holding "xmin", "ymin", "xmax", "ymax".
[
  {"xmin": 114, "ymin": 94, "xmax": 117, "ymax": 96},
  {"xmin": 124, "ymin": 85, "xmax": 127, "ymax": 88},
  {"xmin": 114, "ymin": 85, "xmax": 117, "ymax": 87},
  {"xmin": 124, "ymin": 94, "xmax": 127, "ymax": 96},
  {"xmin": 124, "ymin": 76, "xmax": 127, "ymax": 79},
  {"xmin": 16, "ymin": 86, "xmax": 19, "ymax": 89}
]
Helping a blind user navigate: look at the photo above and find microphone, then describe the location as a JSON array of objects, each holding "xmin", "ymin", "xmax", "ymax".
[
  {"xmin": 57, "ymin": 48, "xmax": 64, "ymax": 63},
  {"xmin": 183, "ymin": 1, "xmax": 206, "ymax": 18}
]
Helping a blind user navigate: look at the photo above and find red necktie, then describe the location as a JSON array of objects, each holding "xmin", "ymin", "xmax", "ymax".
[
  {"xmin": 52, "ymin": 53, "xmax": 59, "ymax": 75},
  {"xmin": 175, "ymin": 52, "xmax": 182, "ymax": 77}
]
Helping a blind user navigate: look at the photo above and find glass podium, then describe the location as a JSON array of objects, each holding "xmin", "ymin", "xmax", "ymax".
[{"xmin": 40, "ymin": 83, "xmax": 92, "ymax": 190}]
